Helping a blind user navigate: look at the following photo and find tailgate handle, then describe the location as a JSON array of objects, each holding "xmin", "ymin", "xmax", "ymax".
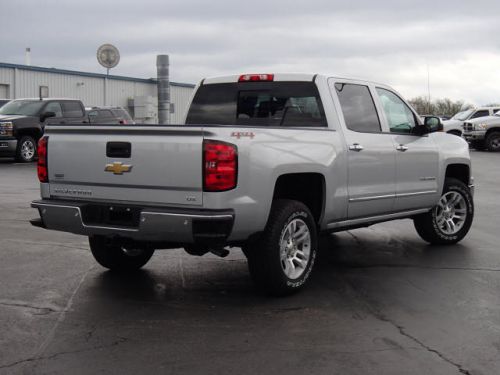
[{"xmin": 106, "ymin": 142, "xmax": 131, "ymax": 158}]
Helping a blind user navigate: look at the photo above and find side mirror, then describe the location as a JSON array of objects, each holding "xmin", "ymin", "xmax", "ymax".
[
  {"xmin": 40, "ymin": 111, "xmax": 56, "ymax": 122},
  {"xmin": 423, "ymin": 116, "xmax": 443, "ymax": 133}
]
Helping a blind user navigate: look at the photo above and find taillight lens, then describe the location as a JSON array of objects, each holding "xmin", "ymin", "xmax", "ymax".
[
  {"xmin": 37, "ymin": 136, "xmax": 48, "ymax": 183},
  {"xmin": 203, "ymin": 140, "xmax": 237, "ymax": 192},
  {"xmin": 238, "ymin": 74, "xmax": 274, "ymax": 82}
]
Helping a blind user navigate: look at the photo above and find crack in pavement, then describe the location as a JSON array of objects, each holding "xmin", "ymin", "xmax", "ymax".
[
  {"xmin": 0, "ymin": 337, "xmax": 129, "ymax": 371},
  {"xmin": 333, "ymin": 262, "xmax": 500, "ymax": 272},
  {"xmin": 0, "ymin": 300, "xmax": 61, "ymax": 315},
  {"xmin": 337, "ymin": 276, "xmax": 472, "ymax": 375},
  {"xmin": 5, "ymin": 265, "xmax": 96, "ymax": 373}
]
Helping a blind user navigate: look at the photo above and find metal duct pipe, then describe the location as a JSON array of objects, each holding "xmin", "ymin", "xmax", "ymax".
[
  {"xmin": 156, "ymin": 55, "xmax": 170, "ymax": 125},
  {"xmin": 25, "ymin": 47, "xmax": 31, "ymax": 66}
]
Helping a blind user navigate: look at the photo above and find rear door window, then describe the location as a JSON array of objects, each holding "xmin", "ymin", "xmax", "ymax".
[
  {"xmin": 44, "ymin": 102, "xmax": 63, "ymax": 117},
  {"xmin": 61, "ymin": 101, "xmax": 84, "ymax": 118},
  {"xmin": 98, "ymin": 110, "xmax": 114, "ymax": 119},
  {"xmin": 186, "ymin": 82, "xmax": 327, "ymax": 127},
  {"xmin": 335, "ymin": 83, "xmax": 381, "ymax": 133},
  {"xmin": 111, "ymin": 108, "xmax": 132, "ymax": 120}
]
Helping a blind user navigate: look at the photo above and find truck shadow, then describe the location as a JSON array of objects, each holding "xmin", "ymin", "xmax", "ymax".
[{"xmin": 83, "ymin": 227, "xmax": 475, "ymax": 311}]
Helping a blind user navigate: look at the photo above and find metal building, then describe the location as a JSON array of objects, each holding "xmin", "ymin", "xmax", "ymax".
[{"xmin": 0, "ymin": 62, "xmax": 195, "ymax": 124}]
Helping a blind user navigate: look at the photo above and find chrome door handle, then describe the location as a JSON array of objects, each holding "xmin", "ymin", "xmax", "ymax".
[
  {"xmin": 349, "ymin": 143, "xmax": 364, "ymax": 152},
  {"xmin": 396, "ymin": 144, "xmax": 408, "ymax": 152}
]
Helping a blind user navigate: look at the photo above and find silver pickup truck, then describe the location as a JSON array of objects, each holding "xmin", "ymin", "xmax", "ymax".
[{"xmin": 31, "ymin": 73, "xmax": 475, "ymax": 295}]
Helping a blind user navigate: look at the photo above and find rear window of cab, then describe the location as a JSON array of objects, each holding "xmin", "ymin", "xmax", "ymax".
[{"xmin": 186, "ymin": 82, "xmax": 327, "ymax": 127}]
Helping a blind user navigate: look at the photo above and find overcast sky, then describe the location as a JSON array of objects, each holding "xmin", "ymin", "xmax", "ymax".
[{"xmin": 3, "ymin": 0, "xmax": 500, "ymax": 105}]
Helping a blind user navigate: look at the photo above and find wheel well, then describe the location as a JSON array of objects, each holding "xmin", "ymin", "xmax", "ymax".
[
  {"xmin": 445, "ymin": 164, "xmax": 469, "ymax": 185},
  {"xmin": 485, "ymin": 128, "xmax": 500, "ymax": 139},
  {"xmin": 16, "ymin": 128, "xmax": 42, "ymax": 141},
  {"xmin": 272, "ymin": 173, "xmax": 325, "ymax": 224},
  {"xmin": 447, "ymin": 130, "xmax": 462, "ymax": 136}
]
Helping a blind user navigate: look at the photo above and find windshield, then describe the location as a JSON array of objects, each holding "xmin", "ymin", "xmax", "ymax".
[
  {"xmin": 452, "ymin": 109, "xmax": 474, "ymax": 121},
  {"xmin": 0, "ymin": 100, "xmax": 45, "ymax": 116}
]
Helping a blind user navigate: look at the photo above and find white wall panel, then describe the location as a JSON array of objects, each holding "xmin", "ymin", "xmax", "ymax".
[{"xmin": 0, "ymin": 64, "xmax": 194, "ymax": 123}]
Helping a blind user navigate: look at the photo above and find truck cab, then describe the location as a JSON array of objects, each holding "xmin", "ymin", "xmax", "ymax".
[{"xmin": 0, "ymin": 98, "xmax": 86, "ymax": 162}]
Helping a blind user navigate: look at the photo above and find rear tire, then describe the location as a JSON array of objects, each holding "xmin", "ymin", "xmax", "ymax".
[
  {"xmin": 15, "ymin": 136, "xmax": 37, "ymax": 162},
  {"xmin": 89, "ymin": 236, "xmax": 154, "ymax": 271},
  {"xmin": 486, "ymin": 131, "xmax": 500, "ymax": 152},
  {"xmin": 246, "ymin": 199, "xmax": 317, "ymax": 296},
  {"xmin": 413, "ymin": 178, "xmax": 473, "ymax": 245}
]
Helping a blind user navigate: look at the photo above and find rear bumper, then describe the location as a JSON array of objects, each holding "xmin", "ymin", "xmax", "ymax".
[
  {"xmin": 0, "ymin": 138, "xmax": 17, "ymax": 156},
  {"xmin": 31, "ymin": 199, "xmax": 234, "ymax": 245}
]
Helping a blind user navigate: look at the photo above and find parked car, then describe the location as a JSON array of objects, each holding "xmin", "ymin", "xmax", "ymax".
[
  {"xmin": 0, "ymin": 98, "xmax": 87, "ymax": 162},
  {"xmin": 443, "ymin": 107, "xmax": 500, "ymax": 136},
  {"xmin": 31, "ymin": 73, "xmax": 474, "ymax": 296},
  {"xmin": 86, "ymin": 106, "xmax": 135, "ymax": 125},
  {"xmin": 0, "ymin": 99, "xmax": 10, "ymax": 108},
  {"xmin": 463, "ymin": 112, "xmax": 500, "ymax": 151}
]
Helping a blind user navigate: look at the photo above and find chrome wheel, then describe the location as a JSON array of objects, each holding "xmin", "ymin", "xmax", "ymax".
[
  {"xmin": 490, "ymin": 136, "xmax": 500, "ymax": 150},
  {"xmin": 434, "ymin": 191, "xmax": 467, "ymax": 235},
  {"xmin": 21, "ymin": 140, "xmax": 35, "ymax": 160},
  {"xmin": 279, "ymin": 218, "xmax": 311, "ymax": 279}
]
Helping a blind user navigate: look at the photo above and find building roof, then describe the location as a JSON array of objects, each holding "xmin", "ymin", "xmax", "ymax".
[{"xmin": 0, "ymin": 62, "xmax": 195, "ymax": 88}]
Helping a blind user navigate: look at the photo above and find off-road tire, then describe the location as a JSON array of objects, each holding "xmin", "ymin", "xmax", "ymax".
[
  {"xmin": 15, "ymin": 135, "xmax": 37, "ymax": 162},
  {"xmin": 246, "ymin": 199, "xmax": 318, "ymax": 296},
  {"xmin": 486, "ymin": 131, "xmax": 500, "ymax": 152},
  {"xmin": 89, "ymin": 236, "xmax": 154, "ymax": 271},
  {"xmin": 414, "ymin": 178, "xmax": 473, "ymax": 245}
]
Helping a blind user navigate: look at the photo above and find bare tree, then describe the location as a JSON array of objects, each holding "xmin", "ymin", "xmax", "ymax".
[{"xmin": 408, "ymin": 97, "xmax": 473, "ymax": 117}]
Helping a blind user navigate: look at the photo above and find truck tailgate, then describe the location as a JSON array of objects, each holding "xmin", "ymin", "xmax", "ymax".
[{"xmin": 46, "ymin": 126, "xmax": 204, "ymax": 206}]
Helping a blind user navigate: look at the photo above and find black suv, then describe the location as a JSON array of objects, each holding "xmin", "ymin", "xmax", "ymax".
[
  {"xmin": 86, "ymin": 106, "xmax": 135, "ymax": 125},
  {"xmin": 0, "ymin": 98, "xmax": 87, "ymax": 162}
]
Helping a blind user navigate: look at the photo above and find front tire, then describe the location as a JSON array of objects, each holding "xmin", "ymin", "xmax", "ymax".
[
  {"xmin": 486, "ymin": 131, "xmax": 500, "ymax": 152},
  {"xmin": 15, "ymin": 136, "xmax": 37, "ymax": 162},
  {"xmin": 246, "ymin": 199, "xmax": 318, "ymax": 296},
  {"xmin": 89, "ymin": 236, "xmax": 155, "ymax": 271},
  {"xmin": 414, "ymin": 178, "xmax": 473, "ymax": 245}
]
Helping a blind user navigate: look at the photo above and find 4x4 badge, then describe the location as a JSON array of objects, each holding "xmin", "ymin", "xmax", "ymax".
[{"xmin": 105, "ymin": 162, "xmax": 132, "ymax": 175}]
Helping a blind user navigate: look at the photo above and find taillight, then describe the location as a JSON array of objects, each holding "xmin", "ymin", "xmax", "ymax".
[
  {"xmin": 203, "ymin": 140, "xmax": 237, "ymax": 192},
  {"xmin": 238, "ymin": 74, "xmax": 274, "ymax": 82},
  {"xmin": 37, "ymin": 136, "xmax": 48, "ymax": 183},
  {"xmin": 119, "ymin": 119, "xmax": 128, "ymax": 124}
]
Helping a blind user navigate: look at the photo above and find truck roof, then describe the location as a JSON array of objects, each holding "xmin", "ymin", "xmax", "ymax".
[
  {"xmin": 11, "ymin": 98, "xmax": 81, "ymax": 101},
  {"xmin": 202, "ymin": 73, "xmax": 388, "ymax": 87}
]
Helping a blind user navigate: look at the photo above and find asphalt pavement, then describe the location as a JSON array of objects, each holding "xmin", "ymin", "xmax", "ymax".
[{"xmin": 0, "ymin": 151, "xmax": 499, "ymax": 375}]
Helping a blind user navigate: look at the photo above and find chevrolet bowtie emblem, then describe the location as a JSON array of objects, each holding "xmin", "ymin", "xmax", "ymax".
[{"xmin": 104, "ymin": 162, "xmax": 132, "ymax": 175}]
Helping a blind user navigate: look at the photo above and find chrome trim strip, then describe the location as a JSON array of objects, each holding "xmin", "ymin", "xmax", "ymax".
[
  {"xmin": 349, "ymin": 190, "xmax": 438, "ymax": 203},
  {"xmin": 327, "ymin": 208, "xmax": 429, "ymax": 230},
  {"xmin": 51, "ymin": 181, "xmax": 201, "ymax": 192},
  {"xmin": 349, "ymin": 194, "xmax": 394, "ymax": 203},
  {"xmin": 396, "ymin": 190, "xmax": 438, "ymax": 198},
  {"xmin": 142, "ymin": 211, "xmax": 233, "ymax": 220}
]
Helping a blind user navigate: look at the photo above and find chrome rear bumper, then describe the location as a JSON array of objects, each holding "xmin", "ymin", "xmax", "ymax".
[{"xmin": 31, "ymin": 200, "xmax": 234, "ymax": 244}]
